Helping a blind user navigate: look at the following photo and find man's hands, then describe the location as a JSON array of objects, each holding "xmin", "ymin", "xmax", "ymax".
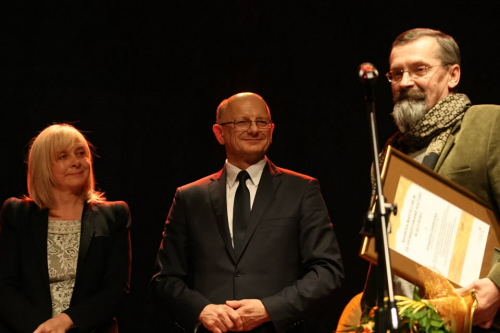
[
  {"xmin": 456, "ymin": 277, "xmax": 500, "ymax": 328},
  {"xmin": 199, "ymin": 299, "xmax": 271, "ymax": 332},
  {"xmin": 199, "ymin": 304, "xmax": 243, "ymax": 333},
  {"xmin": 226, "ymin": 299, "xmax": 271, "ymax": 331}
]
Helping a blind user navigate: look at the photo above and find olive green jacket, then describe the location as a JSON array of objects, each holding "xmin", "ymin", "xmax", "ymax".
[
  {"xmin": 361, "ymin": 104, "xmax": 500, "ymax": 314},
  {"xmin": 436, "ymin": 104, "xmax": 500, "ymax": 286}
]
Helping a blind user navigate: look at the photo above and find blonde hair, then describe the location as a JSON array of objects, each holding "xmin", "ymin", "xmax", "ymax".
[{"xmin": 26, "ymin": 123, "xmax": 106, "ymax": 209}]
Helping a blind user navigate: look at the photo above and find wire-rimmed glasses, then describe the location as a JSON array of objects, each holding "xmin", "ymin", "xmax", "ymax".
[
  {"xmin": 385, "ymin": 64, "xmax": 449, "ymax": 83},
  {"xmin": 218, "ymin": 119, "xmax": 273, "ymax": 131}
]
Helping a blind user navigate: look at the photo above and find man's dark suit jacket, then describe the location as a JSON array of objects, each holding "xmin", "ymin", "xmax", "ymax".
[
  {"xmin": 150, "ymin": 158, "xmax": 344, "ymax": 333},
  {"xmin": 0, "ymin": 198, "xmax": 132, "ymax": 333}
]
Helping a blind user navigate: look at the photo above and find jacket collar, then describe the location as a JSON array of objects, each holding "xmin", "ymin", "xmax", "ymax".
[
  {"xmin": 208, "ymin": 158, "xmax": 283, "ymax": 262},
  {"xmin": 77, "ymin": 201, "xmax": 96, "ymax": 276},
  {"xmin": 435, "ymin": 119, "xmax": 461, "ymax": 171},
  {"xmin": 31, "ymin": 201, "xmax": 96, "ymax": 282}
]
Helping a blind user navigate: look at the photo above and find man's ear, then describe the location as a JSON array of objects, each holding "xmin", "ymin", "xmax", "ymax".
[
  {"xmin": 212, "ymin": 124, "xmax": 225, "ymax": 145},
  {"xmin": 448, "ymin": 64, "xmax": 461, "ymax": 90}
]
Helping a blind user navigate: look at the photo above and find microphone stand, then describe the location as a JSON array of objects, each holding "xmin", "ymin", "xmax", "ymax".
[{"xmin": 359, "ymin": 63, "xmax": 399, "ymax": 333}]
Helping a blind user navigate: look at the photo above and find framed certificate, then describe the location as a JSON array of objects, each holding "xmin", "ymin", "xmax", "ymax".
[{"xmin": 360, "ymin": 146, "xmax": 500, "ymax": 288}]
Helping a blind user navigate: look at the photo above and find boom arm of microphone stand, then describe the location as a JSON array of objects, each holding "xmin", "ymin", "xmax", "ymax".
[{"xmin": 359, "ymin": 62, "xmax": 399, "ymax": 333}]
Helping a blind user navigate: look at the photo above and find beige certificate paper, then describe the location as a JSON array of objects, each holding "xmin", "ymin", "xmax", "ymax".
[
  {"xmin": 360, "ymin": 146, "xmax": 500, "ymax": 288},
  {"xmin": 388, "ymin": 176, "xmax": 489, "ymax": 287}
]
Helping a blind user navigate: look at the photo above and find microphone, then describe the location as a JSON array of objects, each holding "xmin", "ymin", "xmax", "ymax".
[
  {"xmin": 358, "ymin": 62, "xmax": 379, "ymax": 85},
  {"xmin": 359, "ymin": 62, "xmax": 378, "ymax": 102}
]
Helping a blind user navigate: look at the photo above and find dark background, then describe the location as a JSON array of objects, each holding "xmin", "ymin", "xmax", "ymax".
[{"xmin": 2, "ymin": 1, "xmax": 500, "ymax": 331}]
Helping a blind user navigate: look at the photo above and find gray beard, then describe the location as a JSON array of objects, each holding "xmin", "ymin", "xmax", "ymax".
[
  {"xmin": 391, "ymin": 88, "xmax": 427, "ymax": 133},
  {"xmin": 391, "ymin": 100, "xmax": 427, "ymax": 133}
]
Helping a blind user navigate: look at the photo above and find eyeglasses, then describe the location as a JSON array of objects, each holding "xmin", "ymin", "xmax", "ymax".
[
  {"xmin": 385, "ymin": 64, "xmax": 449, "ymax": 83},
  {"xmin": 218, "ymin": 119, "xmax": 273, "ymax": 131}
]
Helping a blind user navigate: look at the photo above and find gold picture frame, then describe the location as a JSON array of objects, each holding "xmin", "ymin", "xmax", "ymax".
[{"xmin": 360, "ymin": 146, "xmax": 500, "ymax": 288}]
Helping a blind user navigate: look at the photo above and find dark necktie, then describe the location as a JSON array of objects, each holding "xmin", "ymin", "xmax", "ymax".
[{"xmin": 233, "ymin": 170, "xmax": 250, "ymax": 256}]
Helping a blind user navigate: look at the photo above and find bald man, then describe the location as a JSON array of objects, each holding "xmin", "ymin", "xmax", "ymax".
[{"xmin": 150, "ymin": 92, "xmax": 344, "ymax": 333}]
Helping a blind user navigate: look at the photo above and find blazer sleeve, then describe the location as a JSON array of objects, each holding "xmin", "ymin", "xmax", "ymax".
[
  {"xmin": 149, "ymin": 188, "xmax": 211, "ymax": 331},
  {"xmin": 0, "ymin": 198, "xmax": 50, "ymax": 332},
  {"xmin": 260, "ymin": 178, "xmax": 345, "ymax": 331},
  {"xmin": 63, "ymin": 201, "xmax": 132, "ymax": 332},
  {"xmin": 484, "ymin": 108, "xmax": 500, "ymax": 286}
]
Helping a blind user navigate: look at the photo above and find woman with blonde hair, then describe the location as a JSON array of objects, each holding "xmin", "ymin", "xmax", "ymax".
[{"xmin": 0, "ymin": 123, "xmax": 132, "ymax": 333}]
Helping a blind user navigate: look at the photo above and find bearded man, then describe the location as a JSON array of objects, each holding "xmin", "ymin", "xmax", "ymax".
[{"xmin": 339, "ymin": 28, "xmax": 500, "ymax": 333}]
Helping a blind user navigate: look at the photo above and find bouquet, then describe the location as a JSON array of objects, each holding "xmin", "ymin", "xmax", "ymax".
[{"xmin": 341, "ymin": 266, "xmax": 477, "ymax": 333}]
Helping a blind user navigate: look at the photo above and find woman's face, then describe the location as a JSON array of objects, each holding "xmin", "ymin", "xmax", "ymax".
[{"xmin": 51, "ymin": 138, "xmax": 90, "ymax": 193}]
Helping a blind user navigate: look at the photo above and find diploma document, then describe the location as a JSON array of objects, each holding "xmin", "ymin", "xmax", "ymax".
[{"xmin": 360, "ymin": 147, "xmax": 500, "ymax": 288}]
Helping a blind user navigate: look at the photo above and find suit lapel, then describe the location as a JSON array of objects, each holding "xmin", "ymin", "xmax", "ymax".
[
  {"xmin": 32, "ymin": 207, "xmax": 50, "ymax": 285},
  {"xmin": 77, "ymin": 203, "xmax": 96, "ymax": 277},
  {"xmin": 208, "ymin": 168, "xmax": 237, "ymax": 262},
  {"xmin": 435, "ymin": 120, "xmax": 461, "ymax": 171},
  {"xmin": 237, "ymin": 160, "xmax": 282, "ymax": 260}
]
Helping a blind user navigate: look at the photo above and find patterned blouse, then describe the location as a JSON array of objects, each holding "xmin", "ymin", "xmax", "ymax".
[{"xmin": 47, "ymin": 219, "xmax": 81, "ymax": 317}]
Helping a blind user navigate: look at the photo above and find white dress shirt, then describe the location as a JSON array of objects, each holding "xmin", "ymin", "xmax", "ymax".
[{"xmin": 225, "ymin": 158, "xmax": 266, "ymax": 247}]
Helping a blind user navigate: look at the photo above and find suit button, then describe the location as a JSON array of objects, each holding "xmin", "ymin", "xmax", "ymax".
[{"xmin": 234, "ymin": 271, "xmax": 241, "ymax": 277}]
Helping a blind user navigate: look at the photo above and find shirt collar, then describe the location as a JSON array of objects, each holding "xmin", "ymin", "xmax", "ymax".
[{"xmin": 225, "ymin": 158, "xmax": 267, "ymax": 188}]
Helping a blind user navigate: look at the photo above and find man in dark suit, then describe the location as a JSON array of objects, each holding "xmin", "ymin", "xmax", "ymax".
[{"xmin": 149, "ymin": 92, "xmax": 344, "ymax": 333}]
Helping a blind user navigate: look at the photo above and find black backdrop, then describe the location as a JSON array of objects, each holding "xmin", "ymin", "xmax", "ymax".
[{"xmin": 2, "ymin": 1, "xmax": 500, "ymax": 331}]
